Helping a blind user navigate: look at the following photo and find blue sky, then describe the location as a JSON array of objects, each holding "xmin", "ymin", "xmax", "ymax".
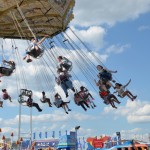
[{"xmin": 0, "ymin": 0, "xmax": 150, "ymax": 142}]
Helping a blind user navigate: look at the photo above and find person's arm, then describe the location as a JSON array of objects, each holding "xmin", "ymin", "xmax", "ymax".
[
  {"xmin": 37, "ymin": 35, "xmax": 49, "ymax": 45},
  {"xmin": 105, "ymin": 68, "xmax": 117, "ymax": 73},
  {"xmin": 88, "ymin": 93, "xmax": 94, "ymax": 99},
  {"xmin": 113, "ymin": 91, "xmax": 117, "ymax": 94},
  {"xmin": 55, "ymin": 77, "xmax": 60, "ymax": 85},
  {"xmin": 94, "ymin": 79, "xmax": 101, "ymax": 87},
  {"xmin": 3, "ymin": 60, "xmax": 10, "ymax": 65},
  {"xmin": 124, "ymin": 79, "xmax": 131, "ymax": 88}
]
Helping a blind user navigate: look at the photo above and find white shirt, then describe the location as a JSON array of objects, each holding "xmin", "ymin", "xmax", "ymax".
[{"xmin": 116, "ymin": 86, "xmax": 126, "ymax": 97}]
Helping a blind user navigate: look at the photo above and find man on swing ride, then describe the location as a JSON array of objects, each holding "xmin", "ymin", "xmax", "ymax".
[{"xmin": 23, "ymin": 35, "xmax": 49, "ymax": 63}]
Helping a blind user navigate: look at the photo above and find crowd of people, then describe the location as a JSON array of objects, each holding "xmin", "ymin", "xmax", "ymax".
[{"xmin": 0, "ymin": 35, "xmax": 137, "ymax": 113}]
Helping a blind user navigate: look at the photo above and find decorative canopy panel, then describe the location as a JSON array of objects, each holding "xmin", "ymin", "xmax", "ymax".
[{"xmin": 0, "ymin": 0, "xmax": 75, "ymax": 39}]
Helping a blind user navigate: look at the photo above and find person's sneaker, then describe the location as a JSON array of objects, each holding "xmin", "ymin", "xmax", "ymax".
[
  {"xmin": 66, "ymin": 93, "xmax": 69, "ymax": 98},
  {"xmin": 87, "ymin": 105, "xmax": 90, "ymax": 108},
  {"xmin": 66, "ymin": 111, "xmax": 68, "ymax": 114},
  {"xmin": 94, "ymin": 105, "xmax": 96, "ymax": 107},
  {"xmin": 84, "ymin": 108, "xmax": 87, "ymax": 111},
  {"xmin": 68, "ymin": 109, "xmax": 71, "ymax": 111},
  {"xmin": 39, "ymin": 109, "xmax": 42, "ymax": 112},
  {"xmin": 133, "ymin": 96, "xmax": 137, "ymax": 99},
  {"xmin": 27, "ymin": 59, "xmax": 32, "ymax": 63},
  {"xmin": 72, "ymin": 88, "xmax": 75, "ymax": 92},
  {"xmin": 112, "ymin": 80, "xmax": 116, "ymax": 83}
]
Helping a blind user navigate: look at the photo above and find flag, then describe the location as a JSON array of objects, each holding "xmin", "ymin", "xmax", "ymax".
[
  {"xmin": 65, "ymin": 130, "xmax": 67, "ymax": 135},
  {"xmin": 33, "ymin": 132, "xmax": 36, "ymax": 140},
  {"xmin": 45, "ymin": 132, "xmax": 48, "ymax": 138},
  {"xmin": 59, "ymin": 131, "xmax": 61, "ymax": 138},
  {"xmin": 39, "ymin": 132, "xmax": 42, "ymax": 139},
  {"xmin": 52, "ymin": 131, "xmax": 55, "ymax": 138},
  {"xmin": 83, "ymin": 137, "xmax": 86, "ymax": 149}
]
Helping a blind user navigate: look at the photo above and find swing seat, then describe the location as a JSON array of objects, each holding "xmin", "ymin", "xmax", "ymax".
[
  {"xmin": 62, "ymin": 63, "xmax": 72, "ymax": 71},
  {"xmin": 0, "ymin": 67, "xmax": 13, "ymax": 76},
  {"xmin": 28, "ymin": 46, "xmax": 44, "ymax": 59},
  {"xmin": 20, "ymin": 89, "xmax": 32, "ymax": 97}
]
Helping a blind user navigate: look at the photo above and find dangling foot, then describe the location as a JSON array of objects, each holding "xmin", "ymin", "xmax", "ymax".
[
  {"xmin": 112, "ymin": 80, "xmax": 116, "ymax": 83},
  {"xmin": 27, "ymin": 59, "xmax": 32, "ymax": 63},
  {"xmin": 133, "ymin": 95, "xmax": 137, "ymax": 99},
  {"xmin": 68, "ymin": 109, "xmax": 71, "ymax": 111},
  {"xmin": 66, "ymin": 111, "xmax": 68, "ymax": 114},
  {"xmin": 84, "ymin": 108, "xmax": 87, "ymax": 111},
  {"xmin": 94, "ymin": 105, "xmax": 96, "ymax": 107},
  {"xmin": 72, "ymin": 88, "xmax": 75, "ymax": 92},
  {"xmin": 39, "ymin": 109, "xmax": 42, "ymax": 112},
  {"xmin": 66, "ymin": 93, "xmax": 69, "ymax": 98}
]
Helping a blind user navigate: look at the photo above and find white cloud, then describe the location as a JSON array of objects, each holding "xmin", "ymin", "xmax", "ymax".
[
  {"xmin": 104, "ymin": 99, "xmax": 150, "ymax": 123},
  {"xmin": 73, "ymin": 0, "xmax": 150, "ymax": 27},
  {"xmin": 67, "ymin": 26, "xmax": 106, "ymax": 50},
  {"xmin": 0, "ymin": 110, "xmax": 97, "ymax": 126},
  {"xmin": 105, "ymin": 44, "xmax": 130, "ymax": 54}
]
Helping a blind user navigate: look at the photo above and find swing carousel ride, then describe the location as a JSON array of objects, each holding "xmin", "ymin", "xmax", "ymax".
[{"xmin": 0, "ymin": 0, "xmax": 137, "ymax": 147}]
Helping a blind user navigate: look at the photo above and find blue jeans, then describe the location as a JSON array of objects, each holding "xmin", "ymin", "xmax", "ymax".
[{"xmin": 61, "ymin": 79, "xmax": 73, "ymax": 94}]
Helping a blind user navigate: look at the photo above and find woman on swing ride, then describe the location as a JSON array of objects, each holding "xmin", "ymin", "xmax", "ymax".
[
  {"xmin": 53, "ymin": 93, "xmax": 71, "ymax": 114},
  {"xmin": 114, "ymin": 79, "xmax": 137, "ymax": 101},
  {"xmin": 23, "ymin": 35, "xmax": 49, "ymax": 63},
  {"xmin": 0, "ymin": 60, "xmax": 16, "ymax": 82}
]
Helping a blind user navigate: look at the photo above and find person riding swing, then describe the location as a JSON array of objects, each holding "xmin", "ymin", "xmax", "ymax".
[
  {"xmin": 0, "ymin": 60, "xmax": 16, "ymax": 81},
  {"xmin": 23, "ymin": 35, "xmax": 49, "ymax": 63},
  {"xmin": 57, "ymin": 56, "xmax": 72, "ymax": 71}
]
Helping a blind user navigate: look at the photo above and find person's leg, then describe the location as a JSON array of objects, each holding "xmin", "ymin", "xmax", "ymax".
[
  {"xmin": 61, "ymin": 83, "xmax": 68, "ymax": 97},
  {"xmin": 0, "ymin": 101, "xmax": 3, "ymax": 107},
  {"xmin": 83, "ymin": 101, "xmax": 90, "ymax": 108},
  {"xmin": 90, "ymin": 100, "xmax": 96, "ymax": 107},
  {"xmin": 125, "ymin": 91, "xmax": 137, "ymax": 100},
  {"xmin": 65, "ymin": 80, "xmax": 75, "ymax": 92},
  {"xmin": 62, "ymin": 104, "xmax": 68, "ymax": 114},
  {"xmin": 107, "ymin": 98, "xmax": 117, "ymax": 109},
  {"xmin": 32, "ymin": 102, "xmax": 42, "ymax": 112},
  {"xmin": 122, "ymin": 91, "xmax": 135, "ymax": 101},
  {"xmin": 46, "ymin": 98, "xmax": 52, "ymax": 107},
  {"xmin": 110, "ymin": 94, "xmax": 120, "ymax": 104},
  {"xmin": 79, "ymin": 102, "xmax": 87, "ymax": 111},
  {"xmin": 8, "ymin": 95, "xmax": 12, "ymax": 102},
  {"xmin": 110, "ymin": 101, "xmax": 117, "ymax": 109},
  {"xmin": 64, "ymin": 103, "xmax": 71, "ymax": 111}
]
